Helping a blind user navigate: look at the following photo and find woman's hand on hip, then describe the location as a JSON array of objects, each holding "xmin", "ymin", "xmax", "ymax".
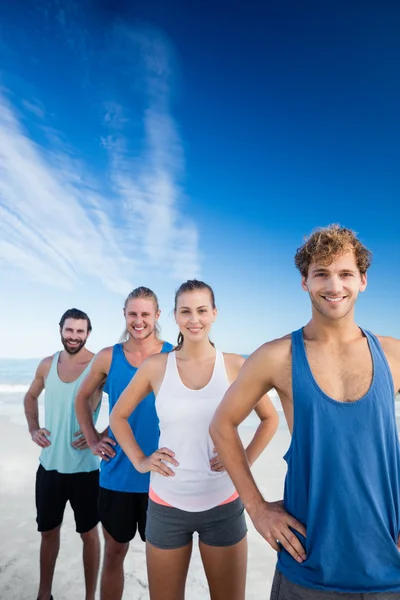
[{"xmin": 135, "ymin": 447, "xmax": 179, "ymax": 476}]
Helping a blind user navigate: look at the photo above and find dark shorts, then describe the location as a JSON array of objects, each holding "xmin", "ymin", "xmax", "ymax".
[
  {"xmin": 98, "ymin": 487, "xmax": 149, "ymax": 544},
  {"xmin": 35, "ymin": 464, "xmax": 99, "ymax": 534},
  {"xmin": 270, "ymin": 570, "xmax": 400, "ymax": 600},
  {"xmin": 145, "ymin": 497, "xmax": 247, "ymax": 550}
]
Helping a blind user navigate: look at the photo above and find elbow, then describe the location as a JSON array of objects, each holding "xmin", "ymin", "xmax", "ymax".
[
  {"xmin": 209, "ymin": 412, "xmax": 236, "ymax": 445},
  {"xmin": 209, "ymin": 411, "xmax": 222, "ymax": 444},
  {"xmin": 271, "ymin": 410, "xmax": 280, "ymax": 434},
  {"xmin": 74, "ymin": 396, "xmax": 85, "ymax": 424},
  {"xmin": 109, "ymin": 407, "xmax": 122, "ymax": 434},
  {"xmin": 109, "ymin": 409, "xmax": 116, "ymax": 432},
  {"xmin": 74, "ymin": 392, "xmax": 82, "ymax": 414},
  {"xmin": 209, "ymin": 419, "xmax": 219, "ymax": 443},
  {"xmin": 259, "ymin": 411, "xmax": 279, "ymax": 436},
  {"xmin": 23, "ymin": 392, "xmax": 34, "ymax": 404}
]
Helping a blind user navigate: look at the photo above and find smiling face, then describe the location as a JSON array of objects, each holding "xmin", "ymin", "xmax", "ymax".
[
  {"xmin": 175, "ymin": 289, "xmax": 217, "ymax": 344},
  {"xmin": 302, "ymin": 250, "xmax": 367, "ymax": 321},
  {"xmin": 60, "ymin": 318, "xmax": 90, "ymax": 354},
  {"xmin": 124, "ymin": 297, "xmax": 160, "ymax": 341}
]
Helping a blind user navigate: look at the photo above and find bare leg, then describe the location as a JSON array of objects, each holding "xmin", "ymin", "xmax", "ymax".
[
  {"xmin": 199, "ymin": 536, "xmax": 248, "ymax": 600},
  {"xmin": 81, "ymin": 527, "xmax": 100, "ymax": 600},
  {"xmin": 100, "ymin": 528, "xmax": 130, "ymax": 600},
  {"xmin": 37, "ymin": 526, "xmax": 61, "ymax": 600},
  {"xmin": 146, "ymin": 541, "xmax": 193, "ymax": 600}
]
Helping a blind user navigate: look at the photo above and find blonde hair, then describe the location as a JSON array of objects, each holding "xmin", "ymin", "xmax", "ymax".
[{"xmin": 119, "ymin": 286, "xmax": 160, "ymax": 343}]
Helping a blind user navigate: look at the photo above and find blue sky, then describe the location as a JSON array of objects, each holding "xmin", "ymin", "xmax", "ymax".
[{"xmin": 0, "ymin": 0, "xmax": 399, "ymax": 358}]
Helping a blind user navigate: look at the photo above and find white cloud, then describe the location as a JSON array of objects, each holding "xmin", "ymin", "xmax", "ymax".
[
  {"xmin": 21, "ymin": 99, "xmax": 46, "ymax": 120},
  {"xmin": 0, "ymin": 27, "xmax": 200, "ymax": 294}
]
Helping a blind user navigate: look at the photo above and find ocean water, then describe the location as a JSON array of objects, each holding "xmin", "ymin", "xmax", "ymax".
[
  {"xmin": 0, "ymin": 358, "xmax": 267, "ymax": 430},
  {"xmin": 1, "ymin": 359, "xmax": 399, "ymax": 431},
  {"xmin": 0, "ymin": 358, "xmax": 118, "ymax": 432}
]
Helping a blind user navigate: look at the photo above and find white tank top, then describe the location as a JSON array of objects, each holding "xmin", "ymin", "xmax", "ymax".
[{"xmin": 151, "ymin": 349, "xmax": 237, "ymax": 511}]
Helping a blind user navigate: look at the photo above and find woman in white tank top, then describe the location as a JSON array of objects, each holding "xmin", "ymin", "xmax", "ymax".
[{"xmin": 110, "ymin": 280, "xmax": 279, "ymax": 600}]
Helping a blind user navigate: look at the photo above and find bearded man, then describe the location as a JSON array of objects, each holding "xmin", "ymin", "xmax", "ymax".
[{"xmin": 24, "ymin": 308, "xmax": 102, "ymax": 600}]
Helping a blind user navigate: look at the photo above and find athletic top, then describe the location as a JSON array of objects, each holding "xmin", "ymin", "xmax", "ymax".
[
  {"xmin": 100, "ymin": 341, "xmax": 173, "ymax": 493},
  {"xmin": 40, "ymin": 352, "xmax": 100, "ymax": 474},
  {"xmin": 278, "ymin": 328, "xmax": 400, "ymax": 593},
  {"xmin": 150, "ymin": 349, "xmax": 237, "ymax": 511}
]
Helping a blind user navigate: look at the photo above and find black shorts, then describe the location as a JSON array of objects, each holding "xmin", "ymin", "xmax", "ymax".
[
  {"xmin": 98, "ymin": 487, "xmax": 148, "ymax": 544},
  {"xmin": 35, "ymin": 464, "xmax": 99, "ymax": 534}
]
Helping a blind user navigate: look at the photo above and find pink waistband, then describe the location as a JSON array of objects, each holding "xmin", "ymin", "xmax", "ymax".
[{"xmin": 149, "ymin": 486, "xmax": 239, "ymax": 508}]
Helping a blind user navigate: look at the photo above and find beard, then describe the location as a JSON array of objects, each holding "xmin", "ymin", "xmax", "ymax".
[{"xmin": 61, "ymin": 335, "xmax": 87, "ymax": 355}]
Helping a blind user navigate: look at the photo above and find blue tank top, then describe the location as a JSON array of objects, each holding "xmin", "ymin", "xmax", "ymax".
[
  {"xmin": 100, "ymin": 341, "xmax": 173, "ymax": 493},
  {"xmin": 278, "ymin": 328, "xmax": 400, "ymax": 593}
]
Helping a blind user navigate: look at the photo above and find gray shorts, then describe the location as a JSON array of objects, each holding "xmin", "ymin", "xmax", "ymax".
[
  {"xmin": 145, "ymin": 497, "xmax": 247, "ymax": 550},
  {"xmin": 270, "ymin": 569, "xmax": 400, "ymax": 600}
]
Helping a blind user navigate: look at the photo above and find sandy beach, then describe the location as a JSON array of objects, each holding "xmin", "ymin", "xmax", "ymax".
[{"xmin": 0, "ymin": 415, "xmax": 291, "ymax": 600}]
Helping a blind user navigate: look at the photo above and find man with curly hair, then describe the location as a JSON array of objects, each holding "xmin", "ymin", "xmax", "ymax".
[{"xmin": 211, "ymin": 225, "xmax": 400, "ymax": 598}]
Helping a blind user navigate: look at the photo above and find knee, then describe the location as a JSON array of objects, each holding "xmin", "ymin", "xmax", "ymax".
[
  {"xmin": 104, "ymin": 538, "xmax": 129, "ymax": 564},
  {"xmin": 41, "ymin": 526, "xmax": 61, "ymax": 541},
  {"xmin": 80, "ymin": 526, "xmax": 99, "ymax": 544}
]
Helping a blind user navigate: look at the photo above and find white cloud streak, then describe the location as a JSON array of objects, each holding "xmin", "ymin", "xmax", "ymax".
[
  {"xmin": 21, "ymin": 99, "xmax": 46, "ymax": 120},
  {"xmin": 0, "ymin": 26, "xmax": 200, "ymax": 294}
]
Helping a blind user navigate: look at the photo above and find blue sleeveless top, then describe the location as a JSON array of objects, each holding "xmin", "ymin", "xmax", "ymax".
[
  {"xmin": 278, "ymin": 328, "xmax": 400, "ymax": 593},
  {"xmin": 100, "ymin": 341, "xmax": 173, "ymax": 493}
]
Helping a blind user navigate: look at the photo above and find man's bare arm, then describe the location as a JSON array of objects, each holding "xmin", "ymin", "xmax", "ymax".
[
  {"xmin": 210, "ymin": 340, "xmax": 307, "ymax": 563},
  {"xmin": 72, "ymin": 387, "xmax": 103, "ymax": 450},
  {"xmin": 75, "ymin": 349, "xmax": 116, "ymax": 460},
  {"xmin": 23, "ymin": 357, "xmax": 52, "ymax": 448},
  {"xmin": 245, "ymin": 391, "xmax": 279, "ymax": 467},
  {"xmin": 210, "ymin": 354, "xmax": 279, "ymax": 472}
]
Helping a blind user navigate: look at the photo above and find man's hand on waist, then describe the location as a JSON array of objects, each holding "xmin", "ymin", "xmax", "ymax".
[
  {"xmin": 247, "ymin": 499, "xmax": 307, "ymax": 564},
  {"xmin": 30, "ymin": 428, "xmax": 51, "ymax": 448},
  {"xmin": 88, "ymin": 431, "xmax": 116, "ymax": 461}
]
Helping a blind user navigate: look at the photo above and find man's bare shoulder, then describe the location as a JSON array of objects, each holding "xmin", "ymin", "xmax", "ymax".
[
  {"xmin": 377, "ymin": 335, "xmax": 400, "ymax": 359},
  {"xmin": 38, "ymin": 354, "xmax": 54, "ymax": 372},
  {"xmin": 40, "ymin": 355, "xmax": 54, "ymax": 366},
  {"xmin": 251, "ymin": 334, "xmax": 292, "ymax": 362},
  {"xmin": 91, "ymin": 346, "xmax": 114, "ymax": 371},
  {"xmin": 96, "ymin": 346, "xmax": 114, "ymax": 358},
  {"xmin": 235, "ymin": 335, "xmax": 292, "ymax": 387}
]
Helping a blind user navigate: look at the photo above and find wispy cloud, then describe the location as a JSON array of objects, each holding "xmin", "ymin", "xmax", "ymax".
[
  {"xmin": 0, "ymin": 25, "xmax": 200, "ymax": 294},
  {"xmin": 102, "ymin": 26, "xmax": 200, "ymax": 275},
  {"xmin": 21, "ymin": 99, "xmax": 46, "ymax": 120}
]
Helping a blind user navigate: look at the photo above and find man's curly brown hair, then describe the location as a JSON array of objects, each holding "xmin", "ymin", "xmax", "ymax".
[{"xmin": 294, "ymin": 224, "xmax": 372, "ymax": 277}]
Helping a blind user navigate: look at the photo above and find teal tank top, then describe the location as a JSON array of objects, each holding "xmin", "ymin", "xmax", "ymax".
[{"xmin": 40, "ymin": 352, "xmax": 101, "ymax": 474}]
